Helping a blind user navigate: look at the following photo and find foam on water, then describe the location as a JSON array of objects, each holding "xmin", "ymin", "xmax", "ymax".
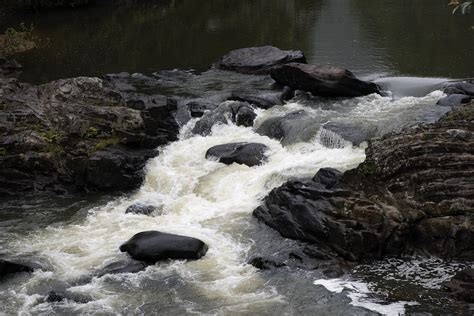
[{"xmin": 1, "ymin": 90, "xmax": 453, "ymax": 314}]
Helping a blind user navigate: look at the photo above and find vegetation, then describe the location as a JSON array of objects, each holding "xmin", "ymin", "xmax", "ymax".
[{"xmin": 0, "ymin": 23, "xmax": 36, "ymax": 57}]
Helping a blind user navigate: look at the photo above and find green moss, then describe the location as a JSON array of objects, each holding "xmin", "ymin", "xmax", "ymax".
[
  {"xmin": 82, "ymin": 127, "xmax": 98, "ymax": 139},
  {"xmin": 93, "ymin": 135, "xmax": 123, "ymax": 152},
  {"xmin": 41, "ymin": 130, "xmax": 61, "ymax": 143},
  {"xmin": 0, "ymin": 148, "xmax": 6, "ymax": 156}
]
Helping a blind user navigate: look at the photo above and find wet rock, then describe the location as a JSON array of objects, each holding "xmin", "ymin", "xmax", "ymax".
[
  {"xmin": 322, "ymin": 122, "xmax": 376, "ymax": 146},
  {"xmin": 248, "ymin": 257, "xmax": 286, "ymax": 270},
  {"xmin": 444, "ymin": 82, "xmax": 474, "ymax": 96},
  {"xmin": 95, "ymin": 259, "xmax": 148, "ymax": 277},
  {"xmin": 119, "ymin": 231, "xmax": 208, "ymax": 263},
  {"xmin": 437, "ymin": 94, "xmax": 472, "ymax": 107},
  {"xmin": 191, "ymin": 101, "xmax": 256, "ymax": 135},
  {"xmin": 187, "ymin": 100, "xmax": 219, "ymax": 118},
  {"xmin": 0, "ymin": 58, "xmax": 22, "ymax": 77},
  {"xmin": 254, "ymin": 103, "xmax": 474, "ymax": 261},
  {"xmin": 270, "ymin": 63, "xmax": 380, "ymax": 97},
  {"xmin": 0, "ymin": 259, "xmax": 33, "ymax": 277},
  {"xmin": 0, "ymin": 76, "xmax": 179, "ymax": 196},
  {"xmin": 227, "ymin": 92, "xmax": 284, "ymax": 109},
  {"xmin": 256, "ymin": 110, "xmax": 322, "ymax": 146},
  {"xmin": 443, "ymin": 268, "xmax": 474, "ymax": 303},
  {"xmin": 46, "ymin": 290, "xmax": 91, "ymax": 304},
  {"xmin": 205, "ymin": 142, "xmax": 268, "ymax": 167},
  {"xmin": 125, "ymin": 203, "xmax": 156, "ymax": 215},
  {"xmin": 215, "ymin": 46, "xmax": 306, "ymax": 75}
]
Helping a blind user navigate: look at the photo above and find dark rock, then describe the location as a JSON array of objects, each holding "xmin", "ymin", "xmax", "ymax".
[
  {"xmin": 443, "ymin": 268, "xmax": 474, "ymax": 303},
  {"xmin": 46, "ymin": 290, "xmax": 91, "ymax": 304},
  {"xmin": 119, "ymin": 231, "xmax": 208, "ymax": 263},
  {"xmin": 256, "ymin": 110, "xmax": 322, "ymax": 146},
  {"xmin": 437, "ymin": 94, "xmax": 472, "ymax": 107},
  {"xmin": 215, "ymin": 46, "xmax": 306, "ymax": 75},
  {"xmin": 0, "ymin": 58, "xmax": 22, "ymax": 77},
  {"xmin": 187, "ymin": 100, "xmax": 219, "ymax": 118},
  {"xmin": 205, "ymin": 142, "xmax": 268, "ymax": 167},
  {"xmin": 227, "ymin": 92, "xmax": 284, "ymax": 110},
  {"xmin": 444, "ymin": 82, "xmax": 474, "ymax": 96},
  {"xmin": 191, "ymin": 101, "xmax": 256, "ymax": 136},
  {"xmin": 0, "ymin": 76, "xmax": 179, "ymax": 196},
  {"xmin": 0, "ymin": 259, "xmax": 33, "ymax": 277},
  {"xmin": 322, "ymin": 266, "xmax": 345, "ymax": 278},
  {"xmin": 254, "ymin": 102, "xmax": 474, "ymax": 261},
  {"xmin": 125, "ymin": 203, "xmax": 156, "ymax": 215},
  {"xmin": 248, "ymin": 257, "xmax": 286, "ymax": 270},
  {"xmin": 95, "ymin": 259, "xmax": 148, "ymax": 277},
  {"xmin": 321, "ymin": 122, "xmax": 377, "ymax": 146},
  {"xmin": 270, "ymin": 63, "xmax": 380, "ymax": 97}
]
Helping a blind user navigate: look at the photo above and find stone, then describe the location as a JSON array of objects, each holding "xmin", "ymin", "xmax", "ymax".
[
  {"xmin": 205, "ymin": 142, "xmax": 268, "ymax": 167},
  {"xmin": 443, "ymin": 268, "xmax": 474, "ymax": 303},
  {"xmin": 248, "ymin": 257, "xmax": 286, "ymax": 270},
  {"xmin": 444, "ymin": 82, "xmax": 474, "ymax": 96},
  {"xmin": 95, "ymin": 259, "xmax": 148, "ymax": 277},
  {"xmin": 125, "ymin": 203, "xmax": 156, "ymax": 215},
  {"xmin": 215, "ymin": 46, "xmax": 306, "ymax": 75},
  {"xmin": 119, "ymin": 231, "xmax": 208, "ymax": 263},
  {"xmin": 0, "ymin": 259, "xmax": 33, "ymax": 277},
  {"xmin": 270, "ymin": 63, "xmax": 380, "ymax": 97},
  {"xmin": 437, "ymin": 94, "xmax": 472, "ymax": 107}
]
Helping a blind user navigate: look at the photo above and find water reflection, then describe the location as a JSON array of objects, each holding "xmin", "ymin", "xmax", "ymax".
[{"xmin": 1, "ymin": 0, "xmax": 472, "ymax": 83}]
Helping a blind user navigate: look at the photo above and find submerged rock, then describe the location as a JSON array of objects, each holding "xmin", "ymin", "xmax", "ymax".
[
  {"xmin": 125, "ymin": 203, "xmax": 156, "ymax": 215},
  {"xmin": 0, "ymin": 259, "xmax": 33, "ymax": 277},
  {"xmin": 437, "ymin": 94, "xmax": 472, "ymax": 107},
  {"xmin": 191, "ymin": 101, "xmax": 256, "ymax": 135},
  {"xmin": 270, "ymin": 63, "xmax": 380, "ymax": 97},
  {"xmin": 205, "ymin": 142, "xmax": 268, "ymax": 167},
  {"xmin": 254, "ymin": 102, "xmax": 474, "ymax": 261},
  {"xmin": 95, "ymin": 258, "xmax": 148, "ymax": 277},
  {"xmin": 248, "ymin": 257, "xmax": 286, "ymax": 270},
  {"xmin": 187, "ymin": 100, "xmax": 219, "ymax": 118},
  {"xmin": 443, "ymin": 268, "xmax": 474, "ymax": 303},
  {"xmin": 119, "ymin": 231, "xmax": 208, "ymax": 263},
  {"xmin": 215, "ymin": 46, "xmax": 306, "ymax": 75},
  {"xmin": 46, "ymin": 290, "xmax": 92, "ymax": 304},
  {"xmin": 0, "ymin": 76, "xmax": 179, "ymax": 195}
]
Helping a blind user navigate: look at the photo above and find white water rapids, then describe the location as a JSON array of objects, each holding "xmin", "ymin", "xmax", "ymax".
[{"xmin": 1, "ymin": 89, "xmax": 454, "ymax": 315}]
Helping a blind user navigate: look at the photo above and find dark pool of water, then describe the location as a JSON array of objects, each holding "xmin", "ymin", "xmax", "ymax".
[{"xmin": 1, "ymin": 0, "xmax": 473, "ymax": 84}]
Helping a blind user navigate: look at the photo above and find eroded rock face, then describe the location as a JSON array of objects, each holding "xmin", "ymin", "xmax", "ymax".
[
  {"xmin": 254, "ymin": 102, "xmax": 474, "ymax": 261},
  {"xmin": 0, "ymin": 77, "xmax": 179, "ymax": 195},
  {"xmin": 443, "ymin": 268, "xmax": 474, "ymax": 303},
  {"xmin": 215, "ymin": 46, "xmax": 306, "ymax": 75},
  {"xmin": 205, "ymin": 142, "xmax": 268, "ymax": 167},
  {"xmin": 270, "ymin": 63, "xmax": 380, "ymax": 97},
  {"xmin": 119, "ymin": 231, "xmax": 208, "ymax": 263}
]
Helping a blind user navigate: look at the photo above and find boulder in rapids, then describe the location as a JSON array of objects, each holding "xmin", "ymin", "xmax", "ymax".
[
  {"xmin": 215, "ymin": 46, "xmax": 306, "ymax": 74},
  {"xmin": 125, "ymin": 203, "xmax": 157, "ymax": 215},
  {"xmin": 95, "ymin": 258, "xmax": 148, "ymax": 277},
  {"xmin": 270, "ymin": 63, "xmax": 380, "ymax": 97},
  {"xmin": 205, "ymin": 142, "xmax": 268, "ymax": 167},
  {"xmin": 437, "ymin": 94, "xmax": 472, "ymax": 107},
  {"xmin": 119, "ymin": 231, "xmax": 208, "ymax": 263},
  {"xmin": 0, "ymin": 259, "xmax": 33, "ymax": 277},
  {"xmin": 227, "ymin": 91, "xmax": 285, "ymax": 110},
  {"xmin": 248, "ymin": 257, "xmax": 286, "ymax": 270},
  {"xmin": 444, "ymin": 82, "xmax": 474, "ymax": 96},
  {"xmin": 46, "ymin": 290, "xmax": 92, "ymax": 304},
  {"xmin": 187, "ymin": 100, "xmax": 219, "ymax": 118}
]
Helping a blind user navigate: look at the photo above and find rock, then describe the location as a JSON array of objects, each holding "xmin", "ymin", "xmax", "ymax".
[
  {"xmin": 125, "ymin": 203, "xmax": 156, "ymax": 215},
  {"xmin": 321, "ymin": 122, "xmax": 377, "ymax": 146},
  {"xmin": 256, "ymin": 110, "xmax": 322, "ymax": 146},
  {"xmin": 95, "ymin": 259, "xmax": 148, "ymax": 277},
  {"xmin": 187, "ymin": 100, "xmax": 219, "ymax": 118},
  {"xmin": 119, "ymin": 231, "xmax": 208, "ymax": 263},
  {"xmin": 227, "ymin": 92, "xmax": 284, "ymax": 110},
  {"xmin": 0, "ymin": 58, "xmax": 22, "ymax": 77},
  {"xmin": 443, "ymin": 268, "xmax": 474, "ymax": 303},
  {"xmin": 444, "ymin": 82, "xmax": 474, "ymax": 96},
  {"xmin": 270, "ymin": 63, "xmax": 380, "ymax": 97},
  {"xmin": 215, "ymin": 46, "xmax": 306, "ymax": 75},
  {"xmin": 46, "ymin": 290, "xmax": 91, "ymax": 304},
  {"xmin": 437, "ymin": 94, "xmax": 472, "ymax": 107},
  {"xmin": 254, "ymin": 102, "xmax": 474, "ymax": 261},
  {"xmin": 248, "ymin": 257, "xmax": 286, "ymax": 270},
  {"xmin": 205, "ymin": 142, "xmax": 268, "ymax": 167},
  {"xmin": 0, "ymin": 259, "xmax": 33, "ymax": 277},
  {"xmin": 191, "ymin": 101, "xmax": 256, "ymax": 136},
  {"xmin": 0, "ymin": 76, "xmax": 179, "ymax": 196}
]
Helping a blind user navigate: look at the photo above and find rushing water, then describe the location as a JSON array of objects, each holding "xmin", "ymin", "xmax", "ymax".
[{"xmin": 1, "ymin": 0, "xmax": 473, "ymax": 83}]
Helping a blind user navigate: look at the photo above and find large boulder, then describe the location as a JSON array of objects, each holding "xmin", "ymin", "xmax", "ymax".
[
  {"xmin": 0, "ymin": 259, "xmax": 33, "ymax": 277},
  {"xmin": 119, "ymin": 231, "xmax": 208, "ymax": 263},
  {"xmin": 254, "ymin": 102, "xmax": 474, "ymax": 261},
  {"xmin": 437, "ymin": 94, "xmax": 472, "ymax": 107},
  {"xmin": 205, "ymin": 142, "xmax": 268, "ymax": 167},
  {"xmin": 95, "ymin": 258, "xmax": 148, "ymax": 277},
  {"xmin": 215, "ymin": 46, "xmax": 306, "ymax": 75},
  {"xmin": 227, "ymin": 91, "xmax": 288, "ymax": 110},
  {"xmin": 0, "ymin": 77, "xmax": 179, "ymax": 195},
  {"xmin": 191, "ymin": 101, "xmax": 256, "ymax": 136},
  {"xmin": 443, "ymin": 268, "xmax": 474, "ymax": 303},
  {"xmin": 444, "ymin": 82, "xmax": 474, "ymax": 96},
  {"xmin": 270, "ymin": 63, "xmax": 380, "ymax": 97}
]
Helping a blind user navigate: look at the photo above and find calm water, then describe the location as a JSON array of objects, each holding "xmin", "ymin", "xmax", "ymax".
[{"xmin": 1, "ymin": 0, "xmax": 473, "ymax": 83}]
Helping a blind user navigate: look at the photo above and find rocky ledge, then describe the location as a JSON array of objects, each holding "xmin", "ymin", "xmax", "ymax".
[
  {"xmin": 254, "ymin": 101, "xmax": 474, "ymax": 261},
  {"xmin": 0, "ymin": 76, "xmax": 179, "ymax": 195}
]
